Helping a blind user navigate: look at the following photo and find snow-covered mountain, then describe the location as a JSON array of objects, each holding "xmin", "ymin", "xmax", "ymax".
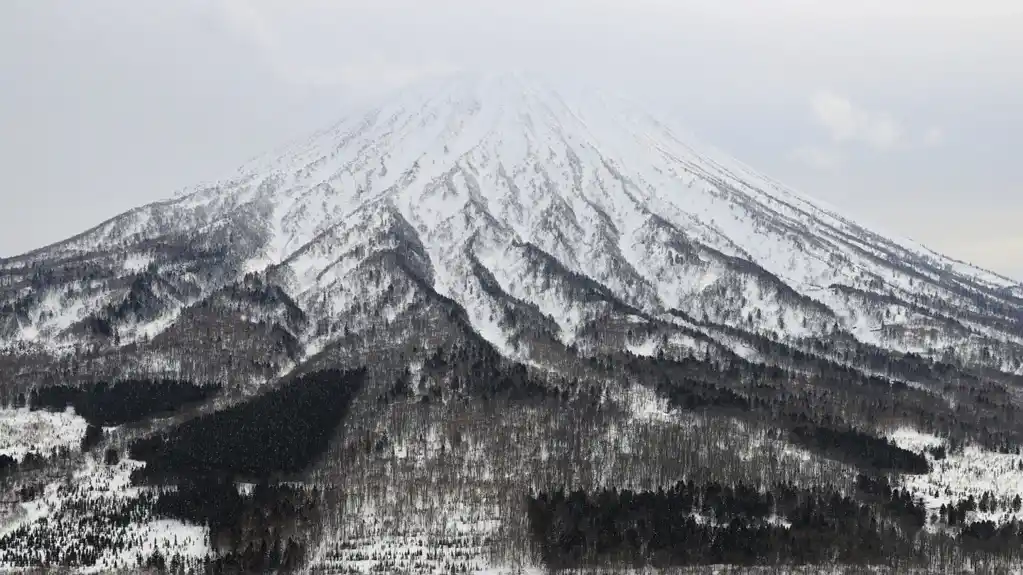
[
  {"xmin": 2, "ymin": 72, "xmax": 1021, "ymax": 379},
  {"xmin": 6, "ymin": 72, "xmax": 1023, "ymax": 574}
]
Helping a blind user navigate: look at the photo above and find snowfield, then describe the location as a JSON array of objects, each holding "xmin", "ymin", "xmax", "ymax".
[
  {"xmin": 889, "ymin": 427, "xmax": 1023, "ymax": 526},
  {"xmin": 1, "ymin": 455, "xmax": 209, "ymax": 571},
  {"xmin": 0, "ymin": 407, "xmax": 89, "ymax": 462}
]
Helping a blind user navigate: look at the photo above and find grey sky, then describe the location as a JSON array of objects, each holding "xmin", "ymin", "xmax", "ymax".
[{"xmin": 2, "ymin": 1, "xmax": 1021, "ymax": 280}]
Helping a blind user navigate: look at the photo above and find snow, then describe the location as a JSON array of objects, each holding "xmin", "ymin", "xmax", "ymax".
[
  {"xmin": 474, "ymin": 241, "xmax": 605, "ymax": 345},
  {"xmin": 626, "ymin": 338, "xmax": 659, "ymax": 358},
  {"xmin": 122, "ymin": 253, "xmax": 154, "ymax": 273},
  {"xmin": 10, "ymin": 287, "xmax": 111, "ymax": 347},
  {"xmin": 618, "ymin": 383, "xmax": 676, "ymax": 424},
  {"xmin": 888, "ymin": 427, "xmax": 945, "ymax": 453},
  {"xmin": 219, "ymin": 72, "xmax": 1017, "ymax": 367},
  {"xmin": 129, "ymin": 308, "xmax": 185, "ymax": 343},
  {"xmin": 84, "ymin": 519, "xmax": 208, "ymax": 573},
  {"xmin": 888, "ymin": 428, "xmax": 1023, "ymax": 526},
  {"xmin": 0, "ymin": 475, "xmax": 62, "ymax": 539},
  {"xmin": 1, "ymin": 455, "xmax": 210, "ymax": 571},
  {"xmin": 0, "ymin": 407, "xmax": 89, "ymax": 462}
]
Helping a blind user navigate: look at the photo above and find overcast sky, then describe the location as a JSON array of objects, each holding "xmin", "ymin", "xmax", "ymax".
[{"xmin": 3, "ymin": 1, "xmax": 1021, "ymax": 280}]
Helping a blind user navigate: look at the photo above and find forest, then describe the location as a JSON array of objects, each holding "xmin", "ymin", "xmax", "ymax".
[
  {"xmin": 615, "ymin": 352, "xmax": 933, "ymax": 475},
  {"xmin": 526, "ymin": 478, "xmax": 924, "ymax": 569},
  {"xmin": 5, "ymin": 311, "xmax": 1023, "ymax": 572},
  {"xmin": 151, "ymin": 478, "xmax": 319, "ymax": 573},
  {"xmin": 29, "ymin": 378, "xmax": 220, "ymax": 427},
  {"xmin": 129, "ymin": 368, "xmax": 365, "ymax": 480},
  {"xmin": 525, "ymin": 474, "xmax": 1023, "ymax": 570}
]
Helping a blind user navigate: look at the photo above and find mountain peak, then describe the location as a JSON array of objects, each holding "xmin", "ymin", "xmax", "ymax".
[
  {"xmin": 7, "ymin": 63, "xmax": 1023, "ymax": 575},
  {"xmin": 2, "ymin": 75, "xmax": 1021, "ymax": 376}
]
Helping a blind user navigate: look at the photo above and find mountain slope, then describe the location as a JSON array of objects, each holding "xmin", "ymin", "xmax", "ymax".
[
  {"xmin": 2, "ymin": 73, "xmax": 1020, "ymax": 377},
  {"xmin": 4, "ymin": 73, "xmax": 1023, "ymax": 574}
]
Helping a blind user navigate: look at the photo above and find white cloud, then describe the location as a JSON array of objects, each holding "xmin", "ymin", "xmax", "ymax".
[
  {"xmin": 218, "ymin": 0, "xmax": 280, "ymax": 62},
  {"xmin": 808, "ymin": 91, "xmax": 947, "ymax": 154},
  {"xmin": 789, "ymin": 146, "xmax": 843, "ymax": 170},
  {"xmin": 334, "ymin": 58, "xmax": 462, "ymax": 94},
  {"xmin": 810, "ymin": 91, "xmax": 905, "ymax": 151},
  {"xmin": 923, "ymin": 126, "xmax": 945, "ymax": 147},
  {"xmin": 216, "ymin": 0, "xmax": 457, "ymax": 91}
]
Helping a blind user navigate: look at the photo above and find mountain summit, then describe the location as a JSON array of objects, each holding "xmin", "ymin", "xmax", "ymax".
[
  {"xmin": 3, "ymin": 73, "xmax": 1023, "ymax": 573},
  {"xmin": 2, "ymin": 73, "xmax": 1020, "ymax": 372}
]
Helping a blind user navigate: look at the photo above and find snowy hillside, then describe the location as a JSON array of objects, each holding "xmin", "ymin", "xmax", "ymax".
[{"xmin": 3, "ymin": 73, "xmax": 1023, "ymax": 573}]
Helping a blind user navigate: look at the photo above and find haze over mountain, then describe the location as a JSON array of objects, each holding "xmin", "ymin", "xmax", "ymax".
[{"xmin": 3, "ymin": 73, "xmax": 1023, "ymax": 573}]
